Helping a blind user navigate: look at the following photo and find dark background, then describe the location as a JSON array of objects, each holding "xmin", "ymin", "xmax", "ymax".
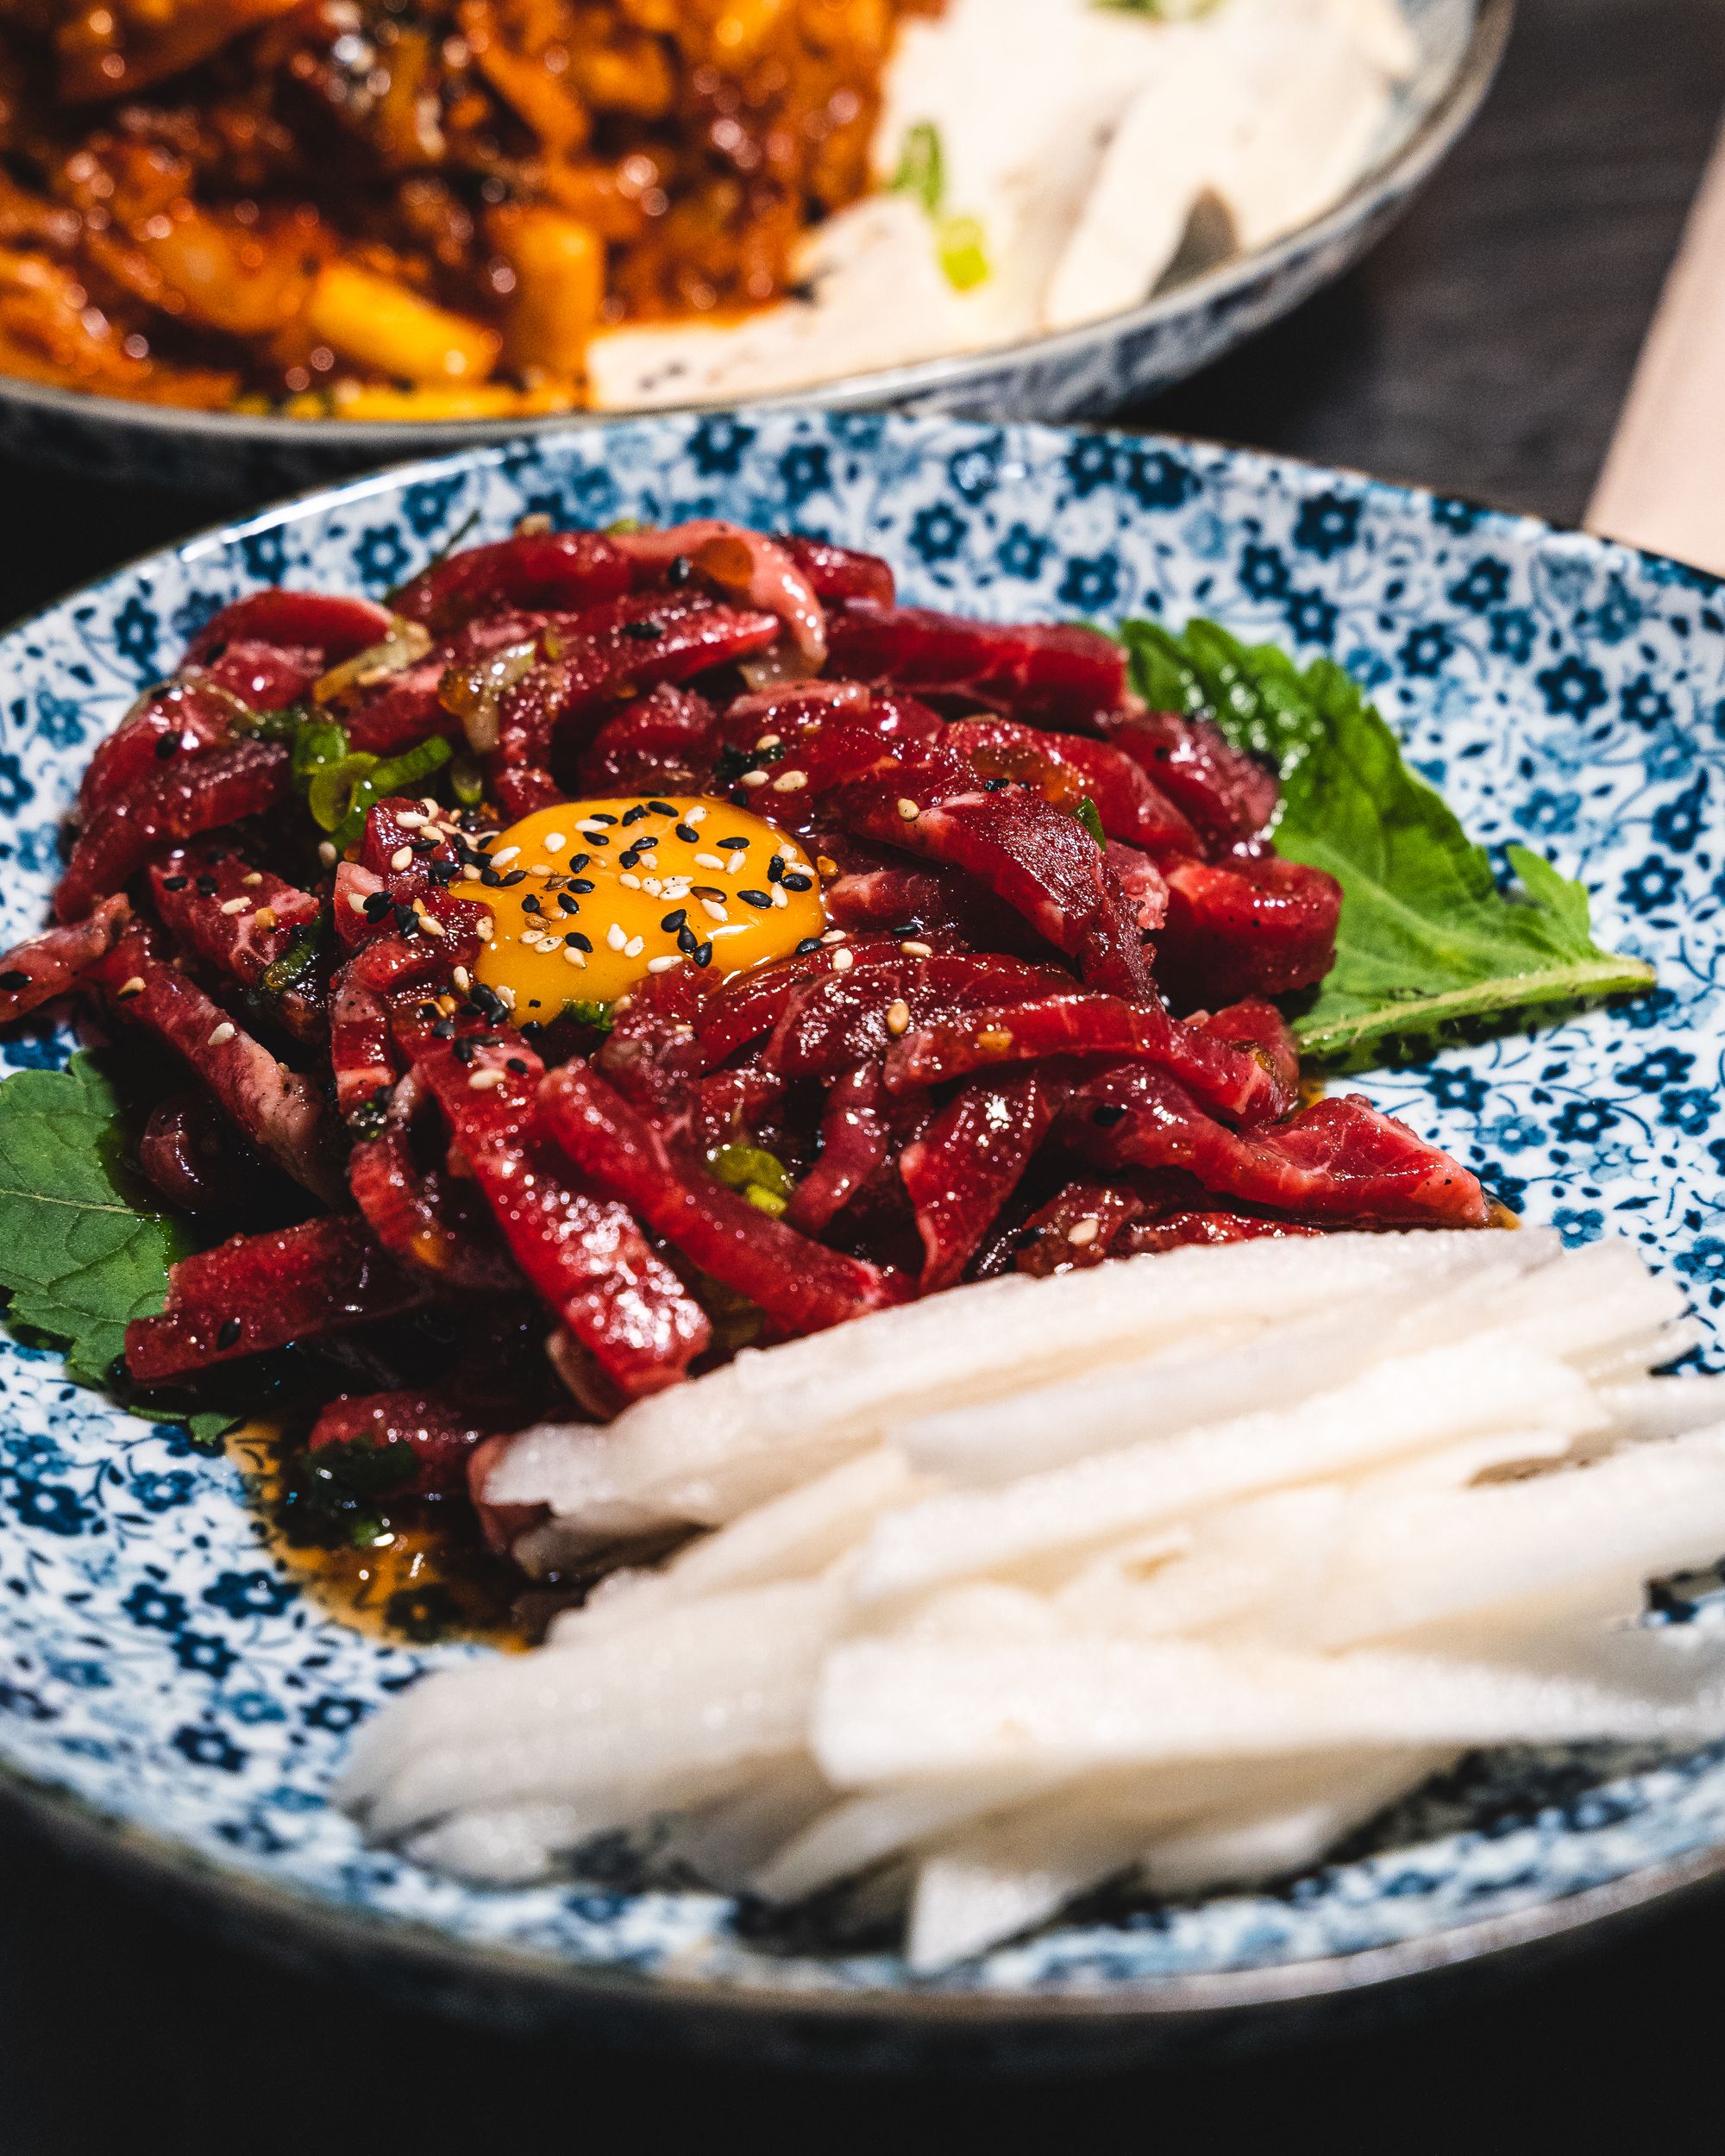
[{"xmin": 3, "ymin": 1, "xmax": 1724, "ymax": 2147}]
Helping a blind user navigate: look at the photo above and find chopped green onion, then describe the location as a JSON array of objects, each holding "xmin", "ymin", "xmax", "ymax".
[
  {"xmin": 260, "ymin": 922, "xmax": 322, "ymax": 1002},
  {"xmin": 892, "ymin": 120, "xmax": 945, "ymax": 216},
  {"xmin": 291, "ymin": 716, "xmax": 353, "ymax": 792},
  {"xmin": 938, "ymin": 214, "xmax": 990, "ymax": 291},
  {"xmin": 330, "ymin": 736, "xmax": 453, "ymax": 852},
  {"xmin": 561, "ymin": 999, "xmax": 616, "ymax": 1033},
  {"xmin": 708, "ymin": 1143, "xmax": 795, "ymax": 1200},
  {"xmin": 743, "ymin": 1184, "xmax": 788, "ymax": 1218},
  {"xmin": 448, "ymin": 753, "xmax": 486, "ymax": 806},
  {"xmin": 1074, "ymin": 795, "xmax": 1107, "ymax": 847},
  {"xmin": 307, "ymin": 751, "xmax": 378, "ymax": 834}
]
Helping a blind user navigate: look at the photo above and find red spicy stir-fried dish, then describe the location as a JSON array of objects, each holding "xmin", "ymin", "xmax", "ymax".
[{"xmin": 0, "ymin": 517, "xmax": 1487, "ymax": 1582}]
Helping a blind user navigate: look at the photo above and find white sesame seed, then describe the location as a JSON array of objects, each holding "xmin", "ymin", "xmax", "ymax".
[
  {"xmin": 394, "ymin": 810, "xmax": 426, "ymax": 830},
  {"xmin": 577, "ymin": 820, "xmax": 606, "ymax": 835},
  {"xmin": 896, "ymin": 797, "xmax": 919, "ymax": 821},
  {"xmin": 821, "ymin": 928, "xmax": 848, "ymax": 943},
  {"xmin": 319, "ymin": 841, "xmax": 338, "ymax": 867},
  {"xmin": 390, "ymin": 846, "xmax": 413, "ymax": 871},
  {"xmin": 831, "ymin": 947, "xmax": 855, "ymax": 973},
  {"xmin": 694, "ymin": 852, "xmax": 725, "ymax": 869},
  {"xmin": 242, "ymin": 871, "xmax": 263, "ymax": 887},
  {"xmin": 725, "ymin": 850, "xmax": 746, "ymax": 874},
  {"xmin": 219, "ymin": 897, "xmax": 248, "ymax": 915},
  {"xmin": 699, "ymin": 899, "xmax": 727, "ymax": 923},
  {"xmin": 755, "ymin": 734, "xmax": 781, "ymax": 750},
  {"xmin": 494, "ymin": 983, "xmax": 516, "ymax": 1008},
  {"xmin": 419, "ymin": 797, "xmax": 438, "ymax": 816},
  {"xmin": 624, "ymin": 935, "xmax": 644, "ymax": 958},
  {"xmin": 771, "ymin": 887, "xmax": 787, "ymax": 908},
  {"xmin": 419, "ymin": 914, "xmax": 445, "ymax": 937},
  {"xmin": 543, "ymin": 833, "xmax": 566, "ymax": 852},
  {"xmin": 116, "ymin": 975, "xmax": 146, "ymax": 999},
  {"xmin": 646, "ymin": 955, "xmax": 680, "ymax": 974},
  {"xmin": 772, "ymin": 770, "xmax": 808, "ymax": 793},
  {"xmin": 452, "ymin": 966, "xmax": 471, "ymax": 993},
  {"xmin": 606, "ymin": 923, "xmax": 627, "ymax": 951},
  {"xmin": 562, "ymin": 945, "xmax": 586, "ymax": 967},
  {"xmin": 619, "ymin": 873, "xmax": 642, "ymax": 889},
  {"xmin": 207, "ymin": 1021, "xmax": 236, "ymax": 1047},
  {"xmin": 467, "ymin": 1067, "xmax": 505, "ymax": 1090},
  {"xmin": 1067, "ymin": 1217, "xmax": 1102, "ymax": 1247},
  {"xmin": 685, "ymin": 805, "xmax": 707, "ymax": 824},
  {"xmin": 348, "ymin": 892, "xmax": 367, "ymax": 913},
  {"xmin": 477, "ymin": 918, "xmax": 494, "ymax": 942},
  {"xmin": 641, "ymin": 877, "xmax": 663, "ymax": 896},
  {"xmin": 529, "ymin": 863, "xmax": 551, "ymax": 876},
  {"xmin": 740, "ymin": 769, "xmax": 769, "ymax": 788},
  {"xmin": 492, "ymin": 846, "xmax": 521, "ymax": 866},
  {"xmin": 885, "ymin": 999, "xmax": 911, "ymax": 1036},
  {"xmin": 900, "ymin": 939, "xmax": 933, "ymax": 957}
]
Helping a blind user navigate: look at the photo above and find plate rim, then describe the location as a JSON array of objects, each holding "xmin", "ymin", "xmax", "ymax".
[
  {"xmin": 0, "ymin": 0, "xmax": 1513, "ymax": 458},
  {"xmin": 3, "ymin": 405, "xmax": 1722, "ymax": 2036}
]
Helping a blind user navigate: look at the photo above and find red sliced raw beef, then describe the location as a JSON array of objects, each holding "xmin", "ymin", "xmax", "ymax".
[
  {"xmin": 0, "ymin": 893, "xmax": 130, "ymax": 1023},
  {"xmin": 823, "ymin": 605, "xmax": 1129, "ymax": 730},
  {"xmin": 390, "ymin": 530, "xmax": 630, "ymax": 634},
  {"xmin": 900, "ymin": 1068, "xmax": 1067, "ymax": 1291},
  {"xmin": 1158, "ymin": 854, "xmax": 1343, "ymax": 1005}
]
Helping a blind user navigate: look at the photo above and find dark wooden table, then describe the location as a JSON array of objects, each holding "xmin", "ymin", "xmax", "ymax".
[{"xmin": 4, "ymin": 2, "xmax": 1724, "ymax": 2147}]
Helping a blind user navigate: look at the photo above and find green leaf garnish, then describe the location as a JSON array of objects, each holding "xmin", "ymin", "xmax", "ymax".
[
  {"xmin": 1119, "ymin": 617, "xmax": 1656, "ymax": 1065},
  {"xmin": 0, "ymin": 1055, "xmax": 193, "ymax": 1387}
]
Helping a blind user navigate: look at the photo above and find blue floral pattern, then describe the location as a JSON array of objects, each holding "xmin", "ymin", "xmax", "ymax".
[{"xmin": 2, "ymin": 411, "xmax": 1724, "ymax": 2025}]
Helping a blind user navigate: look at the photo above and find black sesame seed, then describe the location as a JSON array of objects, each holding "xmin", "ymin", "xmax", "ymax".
[
  {"xmin": 693, "ymin": 940, "xmax": 713, "ymax": 968},
  {"xmin": 674, "ymin": 823, "xmax": 699, "ymax": 843},
  {"xmin": 666, "ymin": 555, "xmax": 693, "ymax": 587},
  {"xmin": 216, "ymin": 1318, "xmax": 242, "ymax": 1351},
  {"xmin": 737, "ymin": 889, "xmax": 772, "ymax": 910},
  {"xmin": 416, "ymin": 1002, "xmax": 440, "ymax": 1021},
  {"xmin": 620, "ymin": 805, "xmax": 649, "ymax": 825},
  {"xmin": 501, "ymin": 868, "xmax": 528, "ymax": 887},
  {"xmin": 154, "ymin": 732, "xmax": 180, "ymax": 760},
  {"xmin": 505, "ymin": 1057, "xmax": 529, "ymax": 1075},
  {"xmin": 618, "ymin": 849, "xmax": 642, "ymax": 869},
  {"xmin": 568, "ymin": 852, "xmax": 591, "ymax": 871},
  {"xmin": 472, "ymin": 983, "xmax": 507, "ymax": 1022},
  {"xmin": 982, "ymin": 778, "xmax": 1009, "ymax": 793},
  {"xmin": 566, "ymin": 931, "xmax": 593, "ymax": 952},
  {"xmin": 161, "ymin": 874, "xmax": 189, "ymax": 892},
  {"xmin": 522, "ymin": 893, "xmax": 543, "ymax": 914},
  {"xmin": 766, "ymin": 856, "xmax": 784, "ymax": 883},
  {"xmin": 430, "ymin": 1018, "xmax": 456, "ymax": 1039},
  {"xmin": 715, "ymin": 836, "xmax": 750, "ymax": 849},
  {"xmin": 794, "ymin": 937, "xmax": 822, "ymax": 956},
  {"xmin": 587, "ymin": 812, "xmax": 618, "ymax": 825},
  {"xmin": 676, "ymin": 925, "xmax": 699, "ymax": 955},
  {"xmin": 567, "ymin": 878, "xmax": 594, "ymax": 894},
  {"xmin": 660, "ymin": 907, "xmax": 687, "ymax": 931},
  {"xmin": 480, "ymin": 867, "xmax": 504, "ymax": 887},
  {"xmin": 519, "ymin": 1019, "xmax": 545, "ymax": 1044},
  {"xmin": 427, "ymin": 859, "xmax": 458, "ymax": 884},
  {"xmin": 556, "ymin": 891, "xmax": 582, "ymax": 914},
  {"xmin": 452, "ymin": 1037, "xmax": 476, "ymax": 1064},
  {"xmin": 362, "ymin": 891, "xmax": 393, "ymax": 921},
  {"xmin": 586, "ymin": 833, "xmax": 609, "ymax": 848},
  {"xmin": 194, "ymin": 875, "xmax": 218, "ymax": 897},
  {"xmin": 1092, "ymin": 1103, "xmax": 1127, "ymax": 1128},
  {"xmin": 891, "ymin": 922, "xmax": 922, "ymax": 937},
  {"xmin": 0, "ymin": 969, "xmax": 28, "ymax": 991},
  {"xmin": 623, "ymin": 618, "xmax": 662, "ymax": 641},
  {"xmin": 646, "ymin": 799, "xmax": 678, "ymax": 816},
  {"xmin": 391, "ymin": 904, "xmax": 417, "ymax": 933},
  {"xmin": 781, "ymin": 873, "xmax": 812, "ymax": 893}
]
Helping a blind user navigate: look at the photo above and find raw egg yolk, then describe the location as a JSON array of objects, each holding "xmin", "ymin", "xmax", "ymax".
[{"xmin": 450, "ymin": 797, "xmax": 827, "ymax": 1015}]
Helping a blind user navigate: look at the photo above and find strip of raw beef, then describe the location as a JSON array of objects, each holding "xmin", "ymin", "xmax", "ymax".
[
  {"xmin": 899, "ymin": 1068, "xmax": 1067, "ymax": 1290},
  {"xmin": 1158, "ymin": 854, "xmax": 1343, "ymax": 1004},
  {"xmin": 389, "ymin": 530, "xmax": 631, "ymax": 633},
  {"xmin": 125, "ymin": 1216, "xmax": 433, "ymax": 1382},
  {"xmin": 823, "ymin": 605, "xmax": 1130, "ymax": 730},
  {"xmin": 614, "ymin": 522, "xmax": 827, "ymax": 664},
  {"xmin": 0, "ymin": 894, "xmax": 130, "ymax": 1022},
  {"xmin": 57, "ymin": 739, "xmax": 291, "ymax": 921},
  {"xmin": 539, "ymin": 1060, "xmax": 903, "ymax": 1334},
  {"xmin": 150, "ymin": 847, "xmax": 324, "ymax": 1040},
  {"xmin": 1099, "ymin": 708, "xmax": 1279, "ymax": 850}
]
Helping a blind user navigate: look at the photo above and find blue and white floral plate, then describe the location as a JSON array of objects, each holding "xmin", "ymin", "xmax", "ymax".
[{"xmin": 2, "ymin": 411, "xmax": 1722, "ymax": 2070}]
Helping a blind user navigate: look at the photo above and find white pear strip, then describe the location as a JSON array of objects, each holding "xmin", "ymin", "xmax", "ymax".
[
  {"xmin": 659, "ymin": 1758, "xmax": 836, "ymax": 1890},
  {"xmin": 1139, "ymin": 1747, "xmax": 1446, "ymax": 1896},
  {"xmin": 342, "ymin": 1581, "xmax": 837, "ymax": 1829},
  {"xmin": 1289, "ymin": 1430, "xmax": 1725, "ymax": 1649},
  {"xmin": 813, "ymin": 1639, "xmax": 1724, "ymax": 1787},
  {"xmin": 894, "ymin": 1244, "xmax": 1558, "ymax": 1483},
  {"xmin": 1599, "ymin": 1374, "xmax": 1725, "ymax": 1443},
  {"xmin": 853, "ymin": 1341, "xmax": 1602, "ymax": 1607},
  {"xmin": 906, "ymin": 1804, "xmax": 1145, "ymax": 1972},
  {"xmin": 483, "ymin": 1232, "xmax": 1504, "ymax": 1539},
  {"xmin": 404, "ymin": 1800, "xmax": 625, "ymax": 1887},
  {"xmin": 752, "ymin": 1771, "xmax": 1071, "ymax": 1903},
  {"xmin": 1347, "ymin": 1426, "xmax": 1578, "ymax": 1497}
]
